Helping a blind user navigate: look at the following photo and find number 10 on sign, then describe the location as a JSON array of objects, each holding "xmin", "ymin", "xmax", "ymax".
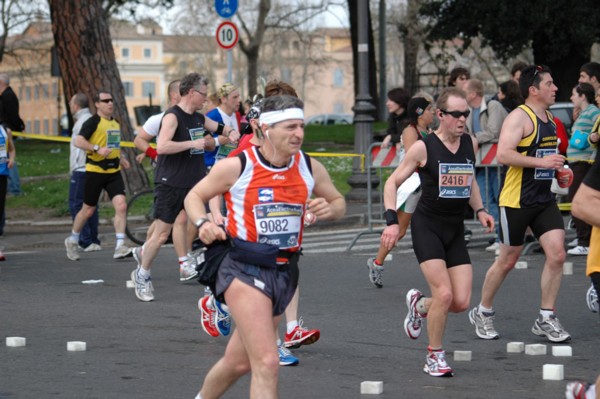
[{"xmin": 216, "ymin": 21, "xmax": 239, "ymax": 50}]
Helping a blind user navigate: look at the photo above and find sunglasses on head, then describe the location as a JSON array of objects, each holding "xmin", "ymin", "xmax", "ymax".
[
  {"xmin": 533, "ymin": 65, "xmax": 543, "ymax": 80},
  {"xmin": 99, "ymin": 98, "xmax": 113, "ymax": 103},
  {"xmin": 440, "ymin": 109, "xmax": 470, "ymax": 119}
]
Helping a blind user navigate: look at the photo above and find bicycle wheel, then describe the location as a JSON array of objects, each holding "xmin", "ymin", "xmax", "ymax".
[{"xmin": 125, "ymin": 189, "xmax": 155, "ymax": 246}]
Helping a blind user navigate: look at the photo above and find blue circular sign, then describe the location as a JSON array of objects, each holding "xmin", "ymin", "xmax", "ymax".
[{"xmin": 215, "ymin": 0, "xmax": 238, "ymax": 19}]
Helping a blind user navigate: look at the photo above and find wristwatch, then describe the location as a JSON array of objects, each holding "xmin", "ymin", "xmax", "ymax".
[
  {"xmin": 383, "ymin": 209, "xmax": 399, "ymax": 226},
  {"xmin": 475, "ymin": 208, "xmax": 488, "ymax": 217},
  {"xmin": 92, "ymin": 144, "xmax": 100, "ymax": 152},
  {"xmin": 195, "ymin": 218, "xmax": 210, "ymax": 230}
]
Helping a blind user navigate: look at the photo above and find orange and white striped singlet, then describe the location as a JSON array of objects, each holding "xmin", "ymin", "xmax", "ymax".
[{"xmin": 224, "ymin": 147, "xmax": 315, "ymax": 251}]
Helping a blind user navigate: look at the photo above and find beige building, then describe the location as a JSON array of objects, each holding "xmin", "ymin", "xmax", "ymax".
[{"xmin": 1, "ymin": 19, "xmax": 354, "ymax": 135}]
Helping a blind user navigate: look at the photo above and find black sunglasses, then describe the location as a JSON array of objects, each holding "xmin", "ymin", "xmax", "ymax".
[
  {"xmin": 99, "ymin": 98, "xmax": 114, "ymax": 103},
  {"xmin": 440, "ymin": 109, "xmax": 470, "ymax": 119}
]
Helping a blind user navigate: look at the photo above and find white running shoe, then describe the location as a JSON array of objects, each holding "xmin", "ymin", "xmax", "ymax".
[
  {"xmin": 586, "ymin": 284, "xmax": 599, "ymax": 313},
  {"xmin": 131, "ymin": 268, "xmax": 154, "ymax": 302},
  {"xmin": 423, "ymin": 349, "xmax": 453, "ymax": 377},
  {"xmin": 468, "ymin": 307, "xmax": 499, "ymax": 340},
  {"xmin": 65, "ymin": 238, "xmax": 80, "ymax": 261},
  {"xmin": 485, "ymin": 242, "xmax": 500, "ymax": 252},
  {"xmin": 114, "ymin": 245, "xmax": 132, "ymax": 259},
  {"xmin": 531, "ymin": 315, "xmax": 571, "ymax": 343},
  {"xmin": 179, "ymin": 261, "xmax": 198, "ymax": 281},
  {"xmin": 83, "ymin": 243, "xmax": 102, "ymax": 252},
  {"xmin": 567, "ymin": 246, "xmax": 589, "ymax": 256},
  {"xmin": 366, "ymin": 257, "xmax": 384, "ymax": 288}
]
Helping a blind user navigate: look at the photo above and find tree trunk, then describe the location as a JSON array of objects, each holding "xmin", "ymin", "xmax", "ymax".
[
  {"xmin": 48, "ymin": 0, "xmax": 149, "ymax": 195},
  {"xmin": 237, "ymin": 0, "xmax": 270, "ymax": 97},
  {"xmin": 246, "ymin": 49, "xmax": 259, "ymax": 98},
  {"xmin": 403, "ymin": 0, "xmax": 421, "ymax": 95}
]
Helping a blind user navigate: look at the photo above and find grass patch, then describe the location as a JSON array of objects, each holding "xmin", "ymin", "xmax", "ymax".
[{"xmin": 14, "ymin": 138, "xmax": 70, "ymax": 177}]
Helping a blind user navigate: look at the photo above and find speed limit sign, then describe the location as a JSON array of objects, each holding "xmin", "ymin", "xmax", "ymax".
[{"xmin": 215, "ymin": 21, "xmax": 239, "ymax": 50}]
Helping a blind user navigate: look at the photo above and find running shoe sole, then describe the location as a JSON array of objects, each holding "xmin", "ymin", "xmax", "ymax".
[
  {"xmin": 179, "ymin": 269, "xmax": 198, "ymax": 282},
  {"xmin": 403, "ymin": 289, "xmax": 422, "ymax": 340},
  {"xmin": 284, "ymin": 330, "xmax": 320, "ymax": 349},
  {"xmin": 423, "ymin": 365, "xmax": 453, "ymax": 377}
]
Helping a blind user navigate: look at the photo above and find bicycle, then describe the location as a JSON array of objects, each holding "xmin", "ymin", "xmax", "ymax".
[
  {"xmin": 125, "ymin": 188, "xmax": 155, "ymax": 246},
  {"xmin": 125, "ymin": 188, "xmax": 183, "ymax": 247}
]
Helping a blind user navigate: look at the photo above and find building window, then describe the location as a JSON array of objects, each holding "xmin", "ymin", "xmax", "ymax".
[
  {"xmin": 52, "ymin": 82, "xmax": 58, "ymax": 97},
  {"xmin": 121, "ymin": 48, "xmax": 130, "ymax": 58},
  {"xmin": 142, "ymin": 81, "xmax": 156, "ymax": 97},
  {"xmin": 43, "ymin": 84, "xmax": 49, "ymax": 99},
  {"xmin": 26, "ymin": 121, "xmax": 31, "ymax": 133},
  {"xmin": 123, "ymin": 81, "xmax": 133, "ymax": 97},
  {"xmin": 34, "ymin": 120, "xmax": 40, "ymax": 134},
  {"xmin": 25, "ymin": 86, "xmax": 31, "ymax": 101},
  {"xmin": 34, "ymin": 85, "xmax": 40, "ymax": 100},
  {"xmin": 19, "ymin": 86, "xmax": 23, "ymax": 99},
  {"xmin": 281, "ymin": 68, "xmax": 292, "ymax": 82},
  {"xmin": 43, "ymin": 119, "xmax": 49, "ymax": 134},
  {"xmin": 143, "ymin": 48, "xmax": 152, "ymax": 58},
  {"xmin": 333, "ymin": 68, "xmax": 344, "ymax": 87},
  {"xmin": 52, "ymin": 118, "xmax": 58, "ymax": 135}
]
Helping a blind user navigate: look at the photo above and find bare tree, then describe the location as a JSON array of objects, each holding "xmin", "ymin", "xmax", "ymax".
[
  {"xmin": 0, "ymin": 0, "xmax": 47, "ymax": 63},
  {"xmin": 166, "ymin": 0, "xmax": 340, "ymax": 96},
  {"xmin": 48, "ymin": 0, "xmax": 149, "ymax": 194}
]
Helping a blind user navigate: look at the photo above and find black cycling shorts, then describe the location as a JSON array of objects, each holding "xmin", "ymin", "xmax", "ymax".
[
  {"xmin": 410, "ymin": 209, "xmax": 471, "ymax": 268},
  {"xmin": 499, "ymin": 204, "xmax": 564, "ymax": 246},
  {"xmin": 83, "ymin": 171, "xmax": 126, "ymax": 206}
]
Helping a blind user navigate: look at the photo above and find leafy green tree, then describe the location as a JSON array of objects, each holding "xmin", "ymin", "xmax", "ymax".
[{"xmin": 420, "ymin": 0, "xmax": 600, "ymax": 100}]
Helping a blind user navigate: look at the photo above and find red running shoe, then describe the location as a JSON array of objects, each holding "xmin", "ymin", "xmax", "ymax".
[
  {"xmin": 199, "ymin": 295, "xmax": 219, "ymax": 337},
  {"xmin": 284, "ymin": 318, "xmax": 320, "ymax": 349}
]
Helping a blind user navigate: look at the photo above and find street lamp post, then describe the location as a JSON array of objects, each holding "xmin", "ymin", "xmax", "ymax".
[{"xmin": 346, "ymin": 0, "xmax": 377, "ymax": 202}]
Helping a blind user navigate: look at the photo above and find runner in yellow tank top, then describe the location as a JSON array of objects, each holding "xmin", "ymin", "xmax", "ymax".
[{"xmin": 470, "ymin": 65, "xmax": 572, "ymax": 344}]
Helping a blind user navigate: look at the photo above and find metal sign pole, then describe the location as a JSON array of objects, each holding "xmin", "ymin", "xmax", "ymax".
[{"xmin": 227, "ymin": 50, "xmax": 233, "ymax": 83}]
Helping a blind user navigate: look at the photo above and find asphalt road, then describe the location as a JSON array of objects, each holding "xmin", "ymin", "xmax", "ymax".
[{"xmin": 0, "ymin": 228, "xmax": 597, "ymax": 399}]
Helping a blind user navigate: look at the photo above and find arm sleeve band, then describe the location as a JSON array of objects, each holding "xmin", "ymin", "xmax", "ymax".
[{"xmin": 145, "ymin": 146, "xmax": 157, "ymax": 161}]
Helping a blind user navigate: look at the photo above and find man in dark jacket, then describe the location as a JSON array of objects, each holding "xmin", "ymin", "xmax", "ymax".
[{"xmin": 0, "ymin": 73, "xmax": 24, "ymax": 198}]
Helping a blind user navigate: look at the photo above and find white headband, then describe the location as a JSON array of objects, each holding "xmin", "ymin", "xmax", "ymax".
[{"xmin": 259, "ymin": 108, "xmax": 304, "ymax": 126}]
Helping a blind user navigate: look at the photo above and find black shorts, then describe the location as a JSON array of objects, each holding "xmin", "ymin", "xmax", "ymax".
[
  {"xmin": 410, "ymin": 209, "xmax": 471, "ymax": 268},
  {"xmin": 154, "ymin": 184, "xmax": 189, "ymax": 224},
  {"xmin": 499, "ymin": 203, "xmax": 564, "ymax": 246},
  {"xmin": 215, "ymin": 253, "xmax": 299, "ymax": 316},
  {"xmin": 83, "ymin": 171, "xmax": 126, "ymax": 206}
]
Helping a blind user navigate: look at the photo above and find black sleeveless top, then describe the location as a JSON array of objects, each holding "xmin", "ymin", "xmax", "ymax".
[
  {"xmin": 155, "ymin": 105, "xmax": 210, "ymax": 188},
  {"xmin": 417, "ymin": 133, "xmax": 476, "ymax": 217}
]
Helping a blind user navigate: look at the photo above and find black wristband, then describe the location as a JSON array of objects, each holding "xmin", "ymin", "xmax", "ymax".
[
  {"xmin": 475, "ymin": 208, "xmax": 488, "ymax": 217},
  {"xmin": 216, "ymin": 123, "xmax": 225, "ymax": 135},
  {"xmin": 384, "ymin": 209, "xmax": 399, "ymax": 226}
]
